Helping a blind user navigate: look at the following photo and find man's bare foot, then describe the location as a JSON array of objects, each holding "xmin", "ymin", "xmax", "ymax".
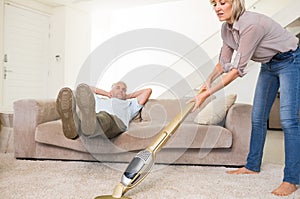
[
  {"xmin": 271, "ymin": 182, "xmax": 297, "ymax": 196},
  {"xmin": 226, "ymin": 167, "xmax": 259, "ymax": 174}
]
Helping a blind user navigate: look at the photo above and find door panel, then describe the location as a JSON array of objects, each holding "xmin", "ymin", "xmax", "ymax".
[{"xmin": 2, "ymin": 4, "xmax": 50, "ymax": 112}]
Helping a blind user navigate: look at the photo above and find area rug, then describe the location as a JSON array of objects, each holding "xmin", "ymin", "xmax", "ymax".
[{"xmin": 0, "ymin": 153, "xmax": 299, "ymax": 199}]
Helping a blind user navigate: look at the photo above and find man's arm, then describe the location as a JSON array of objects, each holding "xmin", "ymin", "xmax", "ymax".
[
  {"xmin": 126, "ymin": 88, "xmax": 152, "ymax": 105},
  {"xmin": 89, "ymin": 86, "xmax": 111, "ymax": 98}
]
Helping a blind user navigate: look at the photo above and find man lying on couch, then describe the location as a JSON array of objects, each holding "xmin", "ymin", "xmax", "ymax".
[{"xmin": 56, "ymin": 81, "xmax": 152, "ymax": 140}]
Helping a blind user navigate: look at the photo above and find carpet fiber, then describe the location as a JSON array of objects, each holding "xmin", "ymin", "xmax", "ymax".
[{"xmin": 0, "ymin": 153, "xmax": 299, "ymax": 199}]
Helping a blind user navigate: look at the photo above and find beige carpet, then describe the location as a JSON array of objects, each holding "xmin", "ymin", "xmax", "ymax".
[{"xmin": 0, "ymin": 153, "xmax": 299, "ymax": 199}]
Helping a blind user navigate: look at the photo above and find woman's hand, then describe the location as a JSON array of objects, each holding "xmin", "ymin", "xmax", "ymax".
[
  {"xmin": 189, "ymin": 88, "xmax": 210, "ymax": 112},
  {"xmin": 202, "ymin": 80, "xmax": 212, "ymax": 90}
]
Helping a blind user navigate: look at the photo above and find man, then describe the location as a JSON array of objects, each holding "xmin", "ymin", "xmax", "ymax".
[{"xmin": 56, "ymin": 82, "xmax": 152, "ymax": 139}]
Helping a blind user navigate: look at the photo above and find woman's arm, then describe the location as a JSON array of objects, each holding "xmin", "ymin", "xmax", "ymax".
[
  {"xmin": 204, "ymin": 62, "xmax": 224, "ymax": 89},
  {"xmin": 191, "ymin": 67, "xmax": 239, "ymax": 112}
]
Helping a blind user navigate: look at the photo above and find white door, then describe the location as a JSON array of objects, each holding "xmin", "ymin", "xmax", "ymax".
[{"xmin": 2, "ymin": 3, "xmax": 50, "ymax": 112}]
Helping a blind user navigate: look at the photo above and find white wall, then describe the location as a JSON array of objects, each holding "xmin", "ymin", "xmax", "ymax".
[
  {"xmin": 85, "ymin": 0, "xmax": 299, "ymax": 104},
  {"xmin": 48, "ymin": 7, "xmax": 65, "ymax": 97},
  {"xmin": 64, "ymin": 7, "xmax": 90, "ymax": 89},
  {"xmin": 2, "ymin": 0, "xmax": 297, "ymax": 104},
  {"xmin": 91, "ymin": 0, "xmax": 219, "ymax": 49},
  {"xmin": 49, "ymin": 6, "xmax": 90, "ymax": 92},
  {"xmin": 90, "ymin": 0, "xmax": 224, "ymax": 99},
  {"xmin": 89, "ymin": 0, "xmax": 259, "ymax": 102}
]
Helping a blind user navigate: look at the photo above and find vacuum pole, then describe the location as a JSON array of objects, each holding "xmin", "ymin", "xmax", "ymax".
[{"xmin": 147, "ymin": 101, "xmax": 195, "ymax": 154}]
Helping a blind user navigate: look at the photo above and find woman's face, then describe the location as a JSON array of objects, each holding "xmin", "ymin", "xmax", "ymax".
[{"xmin": 212, "ymin": 0, "xmax": 233, "ymax": 24}]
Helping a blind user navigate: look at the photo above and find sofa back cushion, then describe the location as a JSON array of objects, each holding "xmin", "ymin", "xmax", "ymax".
[{"xmin": 141, "ymin": 97, "xmax": 214, "ymax": 122}]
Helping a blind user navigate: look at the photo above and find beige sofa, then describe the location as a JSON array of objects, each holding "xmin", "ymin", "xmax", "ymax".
[{"xmin": 13, "ymin": 98, "xmax": 252, "ymax": 166}]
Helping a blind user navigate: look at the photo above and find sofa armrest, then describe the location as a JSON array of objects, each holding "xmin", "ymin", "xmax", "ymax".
[
  {"xmin": 225, "ymin": 103, "xmax": 252, "ymax": 158},
  {"xmin": 13, "ymin": 99, "xmax": 59, "ymax": 158}
]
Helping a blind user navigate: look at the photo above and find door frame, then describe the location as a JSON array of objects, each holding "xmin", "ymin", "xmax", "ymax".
[{"xmin": 0, "ymin": 0, "xmax": 4, "ymax": 112}]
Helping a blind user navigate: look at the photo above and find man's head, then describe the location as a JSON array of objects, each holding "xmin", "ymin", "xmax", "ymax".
[{"xmin": 110, "ymin": 81, "xmax": 127, "ymax": 100}]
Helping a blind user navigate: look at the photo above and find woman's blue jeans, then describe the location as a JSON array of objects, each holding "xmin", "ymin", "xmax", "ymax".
[{"xmin": 245, "ymin": 46, "xmax": 300, "ymax": 184}]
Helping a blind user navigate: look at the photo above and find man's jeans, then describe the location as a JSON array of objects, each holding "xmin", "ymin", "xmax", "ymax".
[{"xmin": 245, "ymin": 46, "xmax": 300, "ymax": 184}]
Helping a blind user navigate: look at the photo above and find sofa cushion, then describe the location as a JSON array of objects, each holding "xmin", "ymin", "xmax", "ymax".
[
  {"xmin": 141, "ymin": 97, "xmax": 215, "ymax": 122},
  {"xmin": 35, "ymin": 120, "xmax": 232, "ymax": 154},
  {"xmin": 35, "ymin": 120, "xmax": 88, "ymax": 152},
  {"xmin": 127, "ymin": 122, "xmax": 232, "ymax": 149},
  {"xmin": 194, "ymin": 94, "xmax": 237, "ymax": 125}
]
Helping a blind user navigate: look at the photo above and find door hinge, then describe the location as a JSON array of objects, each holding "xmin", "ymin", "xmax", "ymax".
[{"xmin": 4, "ymin": 54, "xmax": 8, "ymax": 62}]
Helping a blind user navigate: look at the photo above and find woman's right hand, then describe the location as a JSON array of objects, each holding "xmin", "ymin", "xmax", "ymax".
[{"xmin": 189, "ymin": 87, "xmax": 209, "ymax": 112}]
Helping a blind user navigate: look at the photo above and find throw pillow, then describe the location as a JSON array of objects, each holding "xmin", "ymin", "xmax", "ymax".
[{"xmin": 193, "ymin": 94, "xmax": 237, "ymax": 125}]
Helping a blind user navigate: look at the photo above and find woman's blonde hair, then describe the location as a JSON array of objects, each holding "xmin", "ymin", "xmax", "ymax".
[{"xmin": 210, "ymin": 0, "xmax": 246, "ymax": 22}]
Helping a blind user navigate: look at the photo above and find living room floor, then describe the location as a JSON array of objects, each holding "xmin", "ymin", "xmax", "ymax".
[{"xmin": 0, "ymin": 126, "xmax": 285, "ymax": 165}]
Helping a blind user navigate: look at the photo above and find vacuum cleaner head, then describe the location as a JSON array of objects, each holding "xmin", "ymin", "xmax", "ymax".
[
  {"xmin": 121, "ymin": 149, "xmax": 154, "ymax": 188},
  {"xmin": 94, "ymin": 149, "xmax": 154, "ymax": 199}
]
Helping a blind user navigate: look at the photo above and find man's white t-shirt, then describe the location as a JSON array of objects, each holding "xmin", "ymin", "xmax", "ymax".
[{"xmin": 94, "ymin": 96, "xmax": 143, "ymax": 129}]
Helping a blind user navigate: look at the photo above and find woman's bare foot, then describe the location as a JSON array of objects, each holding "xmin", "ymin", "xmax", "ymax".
[
  {"xmin": 271, "ymin": 182, "xmax": 297, "ymax": 196},
  {"xmin": 226, "ymin": 167, "xmax": 259, "ymax": 174}
]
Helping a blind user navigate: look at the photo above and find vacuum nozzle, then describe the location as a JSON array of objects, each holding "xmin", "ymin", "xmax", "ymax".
[
  {"xmin": 112, "ymin": 183, "xmax": 128, "ymax": 198},
  {"xmin": 94, "ymin": 183, "xmax": 131, "ymax": 199},
  {"xmin": 121, "ymin": 149, "xmax": 154, "ymax": 188},
  {"xmin": 95, "ymin": 150, "xmax": 154, "ymax": 199}
]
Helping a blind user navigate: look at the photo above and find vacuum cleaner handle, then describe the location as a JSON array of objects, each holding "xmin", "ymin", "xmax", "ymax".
[
  {"xmin": 147, "ymin": 101, "xmax": 195, "ymax": 154},
  {"xmin": 147, "ymin": 87, "xmax": 206, "ymax": 154}
]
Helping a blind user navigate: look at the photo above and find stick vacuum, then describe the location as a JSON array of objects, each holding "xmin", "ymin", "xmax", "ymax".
[{"xmin": 95, "ymin": 101, "xmax": 196, "ymax": 199}]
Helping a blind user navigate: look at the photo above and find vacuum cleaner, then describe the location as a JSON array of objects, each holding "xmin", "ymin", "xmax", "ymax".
[{"xmin": 95, "ymin": 99, "xmax": 197, "ymax": 199}]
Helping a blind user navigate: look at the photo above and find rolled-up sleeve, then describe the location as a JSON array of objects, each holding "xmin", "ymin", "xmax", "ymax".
[
  {"xmin": 220, "ymin": 23, "xmax": 265, "ymax": 77},
  {"xmin": 219, "ymin": 42, "xmax": 234, "ymax": 72},
  {"xmin": 220, "ymin": 46, "xmax": 243, "ymax": 76}
]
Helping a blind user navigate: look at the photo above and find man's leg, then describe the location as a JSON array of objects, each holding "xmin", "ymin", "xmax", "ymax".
[
  {"xmin": 75, "ymin": 83, "xmax": 97, "ymax": 136},
  {"xmin": 75, "ymin": 83, "xmax": 125, "ymax": 138},
  {"xmin": 56, "ymin": 87, "xmax": 79, "ymax": 139},
  {"xmin": 96, "ymin": 111, "xmax": 126, "ymax": 139}
]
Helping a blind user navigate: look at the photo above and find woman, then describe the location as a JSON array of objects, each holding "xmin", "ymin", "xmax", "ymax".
[{"xmin": 190, "ymin": 0, "xmax": 300, "ymax": 196}]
